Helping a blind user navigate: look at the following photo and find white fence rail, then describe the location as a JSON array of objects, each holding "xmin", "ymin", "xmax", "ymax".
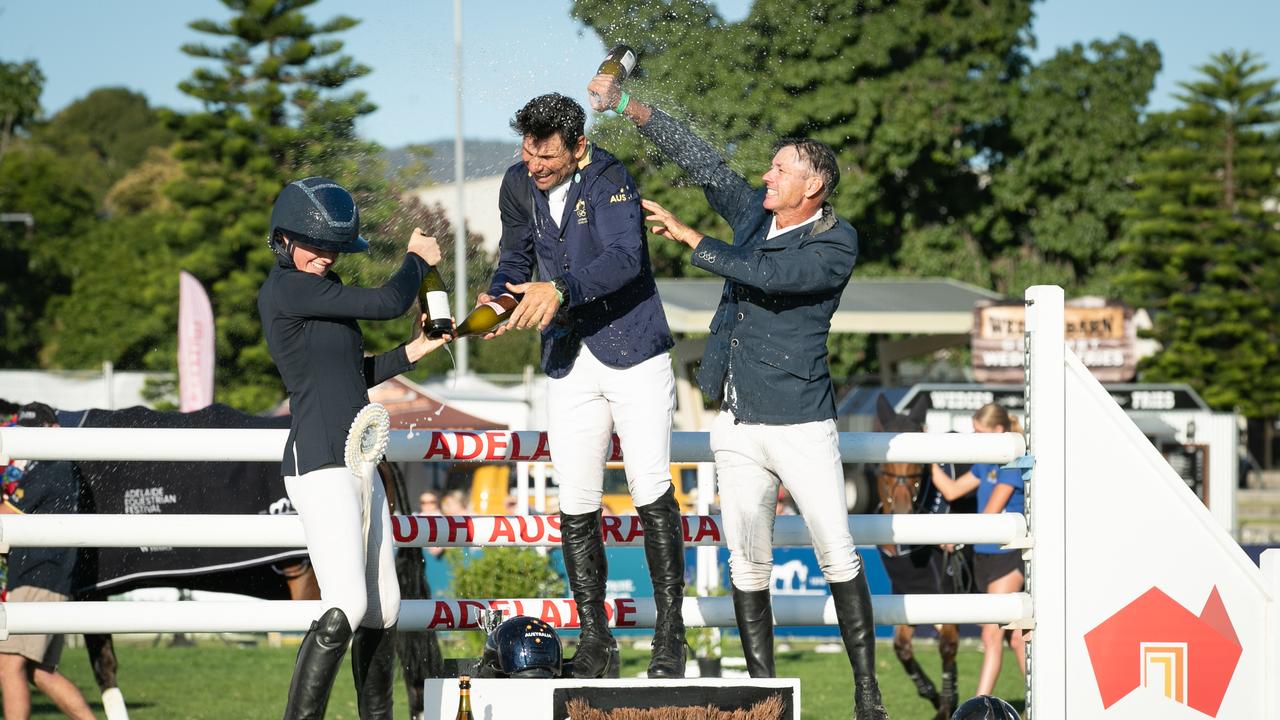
[
  {"xmin": 0, "ymin": 594, "xmax": 1033, "ymax": 636},
  {"xmin": 0, "ymin": 512, "xmax": 1028, "ymax": 550},
  {"xmin": 0, "ymin": 427, "xmax": 1026, "ymax": 465}
]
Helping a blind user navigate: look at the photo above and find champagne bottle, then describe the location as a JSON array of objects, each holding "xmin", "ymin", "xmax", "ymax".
[
  {"xmin": 455, "ymin": 294, "xmax": 518, "ymax": 337},
  {"xmin": 454, "ymin": 675, "xmax": 474, "ymax": 720},
  {"xmin": 418, "ymin": 266, "xmax": 454, "ymax": 339},
  {"xmin": 590, "ymin": 44, "xmax": 637, "ymax": 107}
]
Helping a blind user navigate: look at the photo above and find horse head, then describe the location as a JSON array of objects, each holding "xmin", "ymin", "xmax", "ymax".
[{"xmin": 874, "ymin": 394, "xmax": 929, "ymax": 515}]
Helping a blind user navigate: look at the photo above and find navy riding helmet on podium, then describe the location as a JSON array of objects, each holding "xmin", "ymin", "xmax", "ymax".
[
  {"xmin": 478, "ymin": 616, "xmax": 563, "ymax": 679},
  {"xmin": 952, "ymin": 695, "xmax": 1021, "ymax": 720}
]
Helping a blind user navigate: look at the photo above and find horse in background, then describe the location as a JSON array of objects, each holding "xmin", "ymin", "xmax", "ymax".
[
  {"xmin": 53, "ymin": 404, "xmax": 442, "ymax": 720},
  {"xmin": 874, "ymin": 394, "xmax": 972, "ymax": 720}
]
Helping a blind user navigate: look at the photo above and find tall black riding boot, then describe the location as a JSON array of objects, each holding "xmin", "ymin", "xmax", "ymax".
[
  {"xmin": 283, "ymin": 607, "xmax": 352, "ymax": 720},
  {"xmin": 829, "ymin": 576, "xmax": 890, "ymax": 720},
  {"xmin": 351, "ymin": 624, "xmax": 397, "ymax": 720},
  {"xmin": 560, "ymin": 509, "xmax": 619, "ymax": 678},
  {"xmin": 731, "ymin": 586, "xmax": 775, "ymax": 678},
  {"xmin": 637, "ymin": 485, "xmax": 687, "ymax": 678}
]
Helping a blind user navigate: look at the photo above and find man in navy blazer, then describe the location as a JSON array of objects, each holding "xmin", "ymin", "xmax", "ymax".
[
  {"xmin": 589, "ymin": 77, "xmax": 888, "ymax": 719},
  {"xmin": 475, "ymin": 93, "xmax": 685, "ymax": 680}
]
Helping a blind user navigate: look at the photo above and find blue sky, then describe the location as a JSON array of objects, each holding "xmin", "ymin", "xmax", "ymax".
[{"xmin": 1, "ymin": 0, "xmax": 1276, "ymax": 147}]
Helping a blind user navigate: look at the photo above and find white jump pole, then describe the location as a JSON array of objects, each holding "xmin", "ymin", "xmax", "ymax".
[
  {"xmin": 1264, "ymin": 549, "xmax": 1280, "ymax": 717},
  {"xmin": 1026, "ymin": 285, "xmax": 1066, "ymax": 720},
  {"xmin": 0, "ymin": 512, "xmax": 1027, "ymax": 550},
  {"xmin": 0, "ymin": 594, "xmax": 1033, "ymax": 637},
  {"xmin": 0, "ymin": 428, "xmax": 1026, "ymax": 465}
]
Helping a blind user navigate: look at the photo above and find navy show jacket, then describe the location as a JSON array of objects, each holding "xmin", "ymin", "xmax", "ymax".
[
  {"xmin": 639, "ymin": 108, "xmax": 858, "ymax": 425},
  {"xmin": 486, "ymin": 145, "xmax": 673, "ymax": 378}
]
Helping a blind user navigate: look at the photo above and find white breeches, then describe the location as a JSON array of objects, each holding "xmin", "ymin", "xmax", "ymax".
[
  {"xmin": 710, "ymin": 410, "xmax": 862, "ymax": 591},
  {"xmin": 286, "ymin": 466, "xmax": 400, "ymax": 632},
  {"xmin": 548, "ymin": 346, "xmax": 676, "ymax": 515}
]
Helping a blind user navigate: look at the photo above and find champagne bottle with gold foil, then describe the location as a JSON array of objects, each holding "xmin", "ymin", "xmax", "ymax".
[
  {"xmin": 590, "ymin": 44, "xmax": 637, "ymax": 107},
  {"xmin": 455, "ymin": 294, "xmax": 519, "ymax": 337},
  {"xmin": 418, "ymin": 266, "xmax": 454, "ymax": 339},
  {"xmin": 454, "ymin": 675, "xmax": 474, "ymax": 720}
]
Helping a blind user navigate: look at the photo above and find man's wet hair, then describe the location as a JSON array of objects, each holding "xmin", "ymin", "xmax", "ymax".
[
  {"xmin": 511, "ymin": 93, "xmax": 586, "ymax": 150},
  {"xmin": 774, "ymin": 137, "xmax": 840, "ymax": 201}
]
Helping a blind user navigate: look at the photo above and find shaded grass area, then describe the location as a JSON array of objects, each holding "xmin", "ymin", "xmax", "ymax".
[{"xmin": 30, "ymin": 637, "xmax": 1025, "ymax": 719}]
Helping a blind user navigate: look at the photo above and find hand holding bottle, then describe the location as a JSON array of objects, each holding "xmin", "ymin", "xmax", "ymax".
[
  {"xmin": 406, "ymin": 311, "xmax": 452, "ymax": 362},
  {"xmin": 587, "ymin": 74, "xmax": 623, "ymax": 113},
  {"xmin": 588, "ymin": 45, "xmax": 635, "ymax": 112},
  {"xmin": 408, "ymin": 228, "xmax": 442, "ymax": 266}
]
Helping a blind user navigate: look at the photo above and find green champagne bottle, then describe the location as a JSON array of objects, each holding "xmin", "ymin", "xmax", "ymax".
[
  {"xmin": 597, "ymin": 44, "xmax": 636, "ymax": 81},
  {"xmin": 418, "ymin": 266, "xmax": 454, "ymax": 339},
  {"xmin": 455, "ymin": 294, "xmax": 518, "ymax": 337},
  {"xmin": 590, "ymin": 45, "xmax": 637, "ymax": 108}
]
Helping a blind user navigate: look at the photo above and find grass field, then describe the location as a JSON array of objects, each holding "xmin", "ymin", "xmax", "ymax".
[{"xmin": 25, "ymin": 635, "xmax": 1026, "ymax": 719}]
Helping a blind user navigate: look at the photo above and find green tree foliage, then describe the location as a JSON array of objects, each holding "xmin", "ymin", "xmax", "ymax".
[
  {"xmin": 1118, "ymin": 51, "xmax": 1280, "ymax": 416},
  {"xmin": 991, "ymin": 37, "xmax": 1161, "ymax": 293},
  {"xmin": 0, "ymin": 59, "xmax": 43, "ymax": 162},
  {"xmin": 572, "ymin": 0, "xmax": 1161, "ymax": 383},
  {"xmin": 32, "ymin": 0, "xmax": 466, "ymax": 410},
  {"xmin": 0, "ymin": 143, "xmax": 97, "ymax": 366},
  {"xmin": 30, "ymin": 88, "xmax": 174, "ymax": 203}
]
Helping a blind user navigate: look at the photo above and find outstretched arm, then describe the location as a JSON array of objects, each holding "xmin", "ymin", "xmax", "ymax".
[
  {"xmin": 275, "ymin": 229, "xmax": 441, "ymax": 321},
  {"xmin": 588, "ymin": 74, "xmax": 755, "ymax": 228},
  {"xmin": 931, "ymin": 463, "xmax": 980, "ymax": 502},
  {"xmin": 643, "ymin": 198, "xmax": 856, "ymax": 295}
]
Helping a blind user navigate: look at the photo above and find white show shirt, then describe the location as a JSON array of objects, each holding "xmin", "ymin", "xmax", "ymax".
[
  {"xmin": 766, "ymin": 207, "xmax": 824, "ymax": 240},
  {"xmin": 546, "ymin": 178, "xmax": 572, "ymax": 228}
]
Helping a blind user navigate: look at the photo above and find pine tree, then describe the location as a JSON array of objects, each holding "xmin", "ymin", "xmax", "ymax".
[
  {"xmin": 150, "ymin": 0, "xmax": 420, "ymax": 410},
  {"xmin": 1118, "ymin": 50, "xmax": 1280, "ymax": 416}
]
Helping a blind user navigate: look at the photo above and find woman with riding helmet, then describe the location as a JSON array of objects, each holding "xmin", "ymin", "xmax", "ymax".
[{"xmin": 258, "ymin": 177, "xmax": 452, "ymax": 719}]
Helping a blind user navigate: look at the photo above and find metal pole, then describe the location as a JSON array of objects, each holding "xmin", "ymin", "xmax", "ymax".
[{"xmin": 452, "ymin": 0, "xmax": 469, "ymax": 375}]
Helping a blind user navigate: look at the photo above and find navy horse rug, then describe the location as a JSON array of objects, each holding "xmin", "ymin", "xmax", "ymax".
[{"xmin": 71, "ymin": 404, "xmax": 304, "ymax": 599}]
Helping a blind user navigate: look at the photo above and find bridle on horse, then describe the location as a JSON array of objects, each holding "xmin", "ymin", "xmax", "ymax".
[{"xmin": 877, "ymin": 462, "xmax": 926, "ymax": 514}]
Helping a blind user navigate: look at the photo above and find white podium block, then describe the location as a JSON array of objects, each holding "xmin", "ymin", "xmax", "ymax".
[{"xmin": 426, "ymin": 677, "xmax": 801, "ymax": 719}]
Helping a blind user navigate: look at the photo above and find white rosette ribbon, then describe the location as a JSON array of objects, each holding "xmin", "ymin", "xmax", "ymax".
[{"xmin": 344, "ymin": 403, "xmax": 391, "ymax": 554}]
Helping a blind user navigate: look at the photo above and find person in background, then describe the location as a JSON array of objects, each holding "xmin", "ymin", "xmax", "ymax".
[
  {"xmin": 418, "ymin": 490, "xmax": 440, "ymax": 514},
  {"xmin": 418, "ymin": 491, "xmax": 445, "ymax": 559},
  {"xmin": 929, "ymin": 404, "xmax": 1027, "ymax": 696},
  {"xmin": 441, "ymin": 489, "xmax": 469, "ymax": 518},
  {"xmin": 0, "ymin": 402, "xmax": 97, "ymax": 720}
]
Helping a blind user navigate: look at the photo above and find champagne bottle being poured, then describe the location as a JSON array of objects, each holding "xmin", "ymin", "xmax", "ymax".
[
  {"xmin": 589, "ymin": 44, "xmax": 637, "ymax": 108},
  {"xmin": 418, "ymin": 265, "xmax": 455, "ymax": 339},
  {"xmin": 456, "ymin": 294, "xmax": 519, "ymax": 338}
]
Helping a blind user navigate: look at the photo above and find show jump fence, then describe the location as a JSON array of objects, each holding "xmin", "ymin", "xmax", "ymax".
[{"xmin": 3, "ymin": 286, "xmax": 1279, "ymax": 720}]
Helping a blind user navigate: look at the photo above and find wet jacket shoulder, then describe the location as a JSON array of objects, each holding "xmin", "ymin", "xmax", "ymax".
[
  {"xmin": 640, "ymin": 107, "xmax": 858, "ymax": 424},
  {"xmin": 258, "ymin": 253, "xmax": 426, "ymax": 475},
  {"xmin": 487, "ymin": 145, "xmax": 673, "ymax": 378}
]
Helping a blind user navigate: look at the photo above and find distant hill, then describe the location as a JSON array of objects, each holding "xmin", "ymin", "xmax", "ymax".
[{"xmin": 384, "ymin": 139, "xmax": 518, "ymax": 186}]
